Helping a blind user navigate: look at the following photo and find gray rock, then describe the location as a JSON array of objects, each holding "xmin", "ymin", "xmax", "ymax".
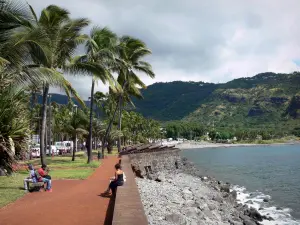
[
  {"xmin": 165, "ymin": 213, "xmax": 186, "ymax": 225},
  {"xmin": 244, "ymin": 207, "xmax": 263, "ymax": 221},
  {"xmin": 207, "ymin": 203, "xmax": 217, "ymax": 211},
  {"xmin": 245, "ymin": 200, "xmax": 253, "ymax": 204},
  {"xmin": 230, "ymin": 190, "xmax": 237, "ymax": 199},
  {"xmin": 243, "ymin": 219, "xmax": 257, "ymax": 225},
  {"xmin": 220, "ymin": 184, "xmax": 230, "ymax": 193},
  {"xmin": 228, "ymin": 219, "xmax": 243, "ymax": 225},
  {"xmin": 135, "ymin": 157, "xmax": 255, "ymax": 225},
  {"xmin": 183, "ymin": 207, "xmax": 198, "ymax": 219},
  {"xmin": 212, "ymin": 195, "xmax": 224, "ymax": 203},
  {"xmin": 185, "ymin": 200, "xmax": 197, "ymax": 207},
  {"xmin": 263, "ymin": 198, "xmax": 269, "ymax": 202},
  {"xmin": 203, "ymin": 209, "xmax": 216, "ymax": 220}
]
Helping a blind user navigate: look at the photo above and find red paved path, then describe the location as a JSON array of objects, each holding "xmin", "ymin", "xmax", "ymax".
[{"xmin": 0, "ymin": 156, "xmax": 119, "ymax": 225}]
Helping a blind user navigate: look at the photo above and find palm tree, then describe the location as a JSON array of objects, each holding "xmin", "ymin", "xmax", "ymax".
[
  {"xmin": 9, "ymin": 4, "xmax": 90, "ymax": 165},
  {"xmin": 66, "ymin": 108, "xmax": 88, "ymax": 161},
  {"xmin": 0, "ymin": 84, "xmax": 30, "ymax": 175},
  {"xmin": 106, "ymin": 128, "xmax": 123, "ymax": 154},
  {"xmin": 73, "ymin": 27, "xmax": 118, "ymax": 163},
  {"xmin": 115, "ymin": 36, "xmax": 155, "ymax": 151}
]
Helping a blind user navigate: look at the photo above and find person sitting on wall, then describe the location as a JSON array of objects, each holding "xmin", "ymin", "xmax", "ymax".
[
  {"xmin": 103, "ymin": 163, "xmax": 125, "ymax": 197},
  {"xmin": 36, "ymin": 164, "xmax": 52, "ymax": 192},
  {"xmin": 23, "ymin": 164, "xmax": 37, "ymax": 191}
]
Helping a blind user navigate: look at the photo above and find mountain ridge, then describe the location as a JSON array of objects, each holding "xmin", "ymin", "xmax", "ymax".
[{"xmin": 43, "ymin": 72, "xmax": 300, "ymax": 132}]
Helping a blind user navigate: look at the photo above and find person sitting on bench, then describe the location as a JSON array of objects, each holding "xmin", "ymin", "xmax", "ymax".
[
  {"xmin": 37, "ymin": 164, "xmax": 52, "ymax": 192},
  {"xmin": 104, "ymin": 163, "xmax": 124, "ymax": 196},
  {"xmin": 24, "ymin": 164, "xmax": 37, "ymax": 191}
]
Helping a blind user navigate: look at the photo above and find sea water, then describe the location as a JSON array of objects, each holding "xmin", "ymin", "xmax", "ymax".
[{"xmin": 181, "ymin": 145, "xmax": 300, "ymax": 225}]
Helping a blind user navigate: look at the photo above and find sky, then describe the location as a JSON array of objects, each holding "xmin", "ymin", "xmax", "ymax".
[{"xmin": 27, "ymin": 0, "xmax": 300, "ymax": 99}]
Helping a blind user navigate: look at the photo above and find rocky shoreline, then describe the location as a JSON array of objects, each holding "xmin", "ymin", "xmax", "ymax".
[{"xmin": 136, "ymin": 157, "xmax": 274, "ymax": 225}]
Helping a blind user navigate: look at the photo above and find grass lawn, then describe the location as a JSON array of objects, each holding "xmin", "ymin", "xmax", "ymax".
[
  {"xmin": 25, "ymin": 156, "xmax": 101, "ymax": 169},
  {"xmin": 0, "ymin": 174, "xmax": 27, "ymax": 208},
  {"xmin": 0, "ymin": 151, "xmax": 103, "ymax": 208},
  {"xmin": 50, "ymin": 168, "xmax": 94, "ymax": 179}
]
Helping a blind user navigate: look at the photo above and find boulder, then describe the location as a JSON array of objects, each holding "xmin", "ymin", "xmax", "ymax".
[
  {"xmin": 228, "ymin": 219, "xmax": 243, "ymax": 225},
  {"xmin": 207, "ymin": 203, "xmax": 217, "ymax": 211},
  {"xmin": 263, "ymin": 198, "xmax": 269, "ymax": 202},
  {"xmin": 212, "ymin": 195, "xmax": 223, "ymax": 203},
  {"xmin": 220, "ymin": 184, "xmax": 230, "ymax": 193},
  {"xmin": 165, "ymin": 213, "xmax": 186, "ymax": 225},
  {"xmin": 243, "ymin": 219, "xmax": 257, "ymax": 225},
  {"xmin": 244, "ymin": 207, "xmax": 264, "ymax": 221},
  {"xmin": 184, "ymin": 200, "xmax": 197, "ymax": 207},
  {"xmin": 183, "ymin": 207, "xmax": 198, "ymax": 219},
  {"xmin": 230, "ymin": 190, "xmax": 237, "ymax": 199}
]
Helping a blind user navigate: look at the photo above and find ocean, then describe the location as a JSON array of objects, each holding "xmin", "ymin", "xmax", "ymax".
[{"xmin": 181, "ymin": 144, "xmax": 300, "ymax": 225}]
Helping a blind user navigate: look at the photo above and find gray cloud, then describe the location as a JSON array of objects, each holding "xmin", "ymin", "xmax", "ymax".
[{"xmin": 29, "ymin": 0, "xmax": 300, "ymax": 99}]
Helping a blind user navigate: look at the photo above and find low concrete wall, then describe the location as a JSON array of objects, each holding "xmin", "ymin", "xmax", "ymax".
[
  {"xmin": 128, "ymin": 149, "xmax": 182, "ymax": 176},
  {"xmin": 112, "ymin": 155, "xmax": 148, "ymax": 225}
]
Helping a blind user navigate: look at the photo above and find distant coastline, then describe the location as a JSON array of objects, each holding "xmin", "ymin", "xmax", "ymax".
[{"xmin": 173, "ymin": 140, "xmax": 300, "ymax": 150}]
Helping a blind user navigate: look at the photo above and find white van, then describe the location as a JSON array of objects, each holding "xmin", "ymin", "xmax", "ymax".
[
  {"xmin": 46, "ymin": 145, "xmax": 59, "ymax": 155},
  {"xmin": 55, "ymin": 142, "xmax": 68, "ymax": 155},
  {"xmin": 63, "ymin": 141, "xmax": 74, "ymax": 153},
  {"xmin": 30, "ymin": 144, "xmax": 40, "ymax": 158}
]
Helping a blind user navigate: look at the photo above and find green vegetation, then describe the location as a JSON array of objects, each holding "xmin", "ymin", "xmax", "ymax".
[
  {"xmin": 50, "ymin": 169, "xmax": 94, "ymax": 180},
  {"xmin": 0, "ymin": 0, "xmax": 157, "ymax": 174},
  {"xmin": 133, "ymin": 72, "xmax": 300, "ymax": 139},
  {"xmin": 0, "ymin": 173, "xmax": 27, "ymax": 208},
  {"xmin": 25, "ymin": 156, "xmax": 101, "ymax": 169}
]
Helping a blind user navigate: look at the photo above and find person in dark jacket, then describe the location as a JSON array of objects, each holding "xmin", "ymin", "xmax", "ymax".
[{"xmin": 103, "ymin": 163, "xmax": 124, "ymax": 196}]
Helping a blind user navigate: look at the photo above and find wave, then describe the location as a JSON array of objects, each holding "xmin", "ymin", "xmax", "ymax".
[{"xmin": 233, "ymin": 185, "xmax": 300, "ymax": 225}]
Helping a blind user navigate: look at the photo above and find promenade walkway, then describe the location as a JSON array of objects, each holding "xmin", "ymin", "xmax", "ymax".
[{"xmin": 0, "ymin": 156, "xmax": 119, "ymax": 225}]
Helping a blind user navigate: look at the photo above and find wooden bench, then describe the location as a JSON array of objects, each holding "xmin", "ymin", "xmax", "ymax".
[
  {"xmin": 112, "ymin": 155, "xmax": 148, "ymax": 225},
  {"xmin": 27, "ymin": 182, "xmax": 44, "ymax": 192}
]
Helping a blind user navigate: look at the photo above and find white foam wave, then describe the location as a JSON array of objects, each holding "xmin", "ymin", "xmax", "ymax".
[{"xmin": 233, "ymin": 185, "xmax": 300, "ymax": 225}]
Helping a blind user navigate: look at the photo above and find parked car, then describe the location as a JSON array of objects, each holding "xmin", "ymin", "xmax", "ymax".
[
  {"xmin": 46, "ymin": 145, "xmax": 59, "ymax": 155},
  {"xmin": 55, "ymin": 142, "xmax": 69, "ymax": 155},
  {"xmin": 63, "ymin": 141, "xmax": 74, "ymax": 153},
  {"xmin": 30, "ymin": 144, "xmax": 40, "ymax": 158}
]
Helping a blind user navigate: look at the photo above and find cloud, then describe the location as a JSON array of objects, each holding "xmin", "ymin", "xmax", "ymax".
[{"xmin": 28, "ymin": 0, "xmax": 300, "ymax": 98}]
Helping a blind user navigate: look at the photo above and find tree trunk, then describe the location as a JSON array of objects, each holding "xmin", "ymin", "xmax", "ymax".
[
  {"xmin": 107, "ymin": 141, "xmax": 113, "ymax": 154},
  {"xmin": 30, "ymin": 91, "xmax": 35, "ymax": 144},
  {"xmin": 102, "ymin": 103, "xmax": 119, "ymax": 156},
  {"xmin": 117, "ymin": 96, "xmax": 123, "ymax": 152},
  {"xmin": 93, "ymin": 137, "xmax": 97, "ymax": 150},
  {"xmin": 45, "ymin": 128, "xmax": 47, "ymax": 155},
  {"xmin": 48, "ymin": 98, "xmax": 52, "ymax": 148},
  {"xmin": 72, "ymin": 134, "xmax": 77, "ymax": 161},
  {"xmin": 40, "ymin": 84, "xmax": 49, "ymax": 165},
  {"xmin": 87, "ymin": 79, "xmax": 95, "ymax": 164}
]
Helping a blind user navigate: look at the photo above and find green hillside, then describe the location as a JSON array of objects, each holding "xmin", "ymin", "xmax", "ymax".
[
  {"xmin": 134, "ymin": 72, "xmax": 300, "ymax": 132},
  {"xmin": 133, "ymin": 81, "xmax": 218, "ymax": 120}
]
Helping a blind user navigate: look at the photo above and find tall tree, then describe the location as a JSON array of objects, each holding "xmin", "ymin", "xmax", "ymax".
[
  {"xmin": 66, "ymin": 108, "xmax": 88, "ymax": 161},
  {"xmin": 115, "ymin": 36, "xmax": 155, "ymax": 151},
  {"xmin": 11, "ymin": 4, "xmax": 90, "ymax": 165},
  {"xmin": 73, "ymin": 27, "xmax": 118, "ymax": 163}
]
